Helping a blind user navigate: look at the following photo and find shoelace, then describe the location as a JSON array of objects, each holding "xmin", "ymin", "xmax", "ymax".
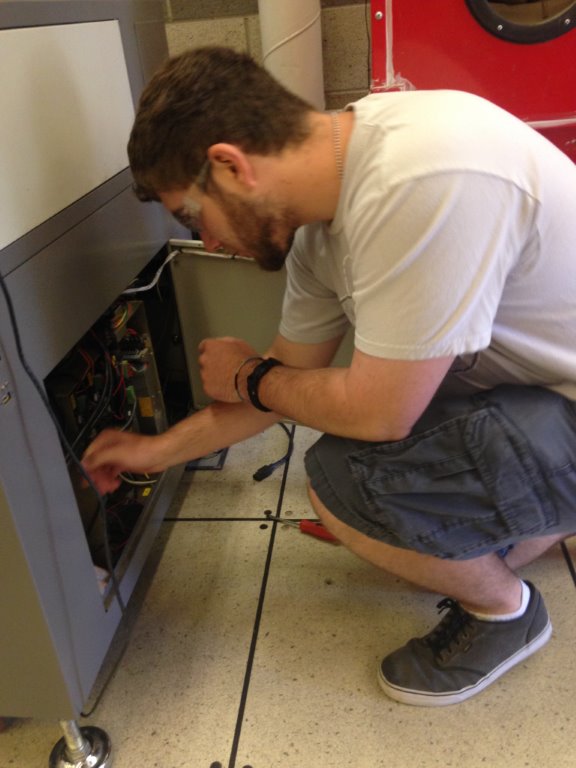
[{"xmin": 424, "ymin": 598, "xmax": 475, "ymax": 663}]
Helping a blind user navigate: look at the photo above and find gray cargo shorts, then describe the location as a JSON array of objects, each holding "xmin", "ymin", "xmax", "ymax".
[{"xmin": 304, "ymin": 385, "xmax": 576, "ymax": 560}]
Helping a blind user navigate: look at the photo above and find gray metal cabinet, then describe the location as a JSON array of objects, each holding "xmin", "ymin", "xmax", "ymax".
[{"xmin": 0, "ymin": 0, "xmax": 183, "ymax": 724}]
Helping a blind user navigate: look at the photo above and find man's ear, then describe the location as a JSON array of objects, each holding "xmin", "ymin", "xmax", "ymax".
[{"xmin": 206, "ymin": 143, "xmax": 257, "ymax": 190}]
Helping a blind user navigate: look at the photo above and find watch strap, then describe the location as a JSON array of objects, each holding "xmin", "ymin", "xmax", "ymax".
[{"xmin": 246, "ymin": 357, "xmax": 282, "ymax": 412}]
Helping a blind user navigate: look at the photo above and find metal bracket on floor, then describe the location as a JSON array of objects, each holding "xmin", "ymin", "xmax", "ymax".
[{"xmin": 49, "ymin": 720, "xmax": 112, "ymax": 768}]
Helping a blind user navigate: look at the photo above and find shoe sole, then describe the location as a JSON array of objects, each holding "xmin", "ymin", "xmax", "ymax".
[{"xmin": 377, "ymin": 617, "xmax": 553, "ymax": 707}]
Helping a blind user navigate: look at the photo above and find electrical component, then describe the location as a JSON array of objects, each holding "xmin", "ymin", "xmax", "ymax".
[{"xmin": 44, "ymin": 299, "xmax": 167, "ymax": 575}]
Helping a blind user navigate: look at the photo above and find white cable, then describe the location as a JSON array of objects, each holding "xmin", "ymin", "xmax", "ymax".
[
  {"xmin": 122, "ymin": 249, "xmax": 179, "ymax": 294},
  {"xmin": 527, "ymin": 115, "xmax": 576, "ymax": 129},
  {"xmin": 381, "ymin": 0, "xmax": 414, "ymax": 92},
  {"xmin": 262, "ymin": 10, "xmax": 321, "ymax": 62},
  {"xmin": 118, "ymin": 473, "xmax": 158, "ymax": 486},
  {"xmin": 385, "ymin": 0, "xmax": 395, "ymax": 89},
  {"xmin": 120, "ymin": 407, "xmax": 137, "ymax": 432},
  {"xmin": 257, "ymin": 0, "xmax": 325, "ymax": 109}
]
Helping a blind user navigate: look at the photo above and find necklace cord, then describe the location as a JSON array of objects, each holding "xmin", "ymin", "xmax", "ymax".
[{"xmin": 331, "ymin": 111, "xmax": 344, "ymax": 180}]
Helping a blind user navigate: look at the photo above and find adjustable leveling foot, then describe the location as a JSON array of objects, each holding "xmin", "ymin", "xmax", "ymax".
[{"xmin": 49, "ymin": 720, "xmax": 112, "ymax": 768}]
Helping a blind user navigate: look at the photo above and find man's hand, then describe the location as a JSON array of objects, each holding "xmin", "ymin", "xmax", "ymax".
[
  {"xmin": 82, "ymin": 429, "xmax": 169, "ymax": 495},
  {"xmin": 198, "ymin": 336, "xmax": 261, "ymax": 402}
]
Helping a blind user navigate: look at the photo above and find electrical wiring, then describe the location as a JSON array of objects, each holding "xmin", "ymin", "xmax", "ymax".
[
  {"xmin": 69, "ymin": 341, "xmax": 114, "ymax": 454},
  {"xmin": 110, "ymin": 301, "xmax": 129, "ymax": 330},
  {"xmin": 66, "ymin": 323, "xmax": 143, "ymax": 454},
  {"xmin": 111, "ymin": 363, "xmax": 127, "ymax": 421},
  {"xmin": 127, "ymin": 360, "xmax": 148, "ymax": 375},
  {"xmin": 118, "ymin": 472, "xmax": 159, "ymax": 486},
  {"xmin": 120, "ymin": 405, "xmax": 137, "ymax": 432},
  {"xmin": 122, "ymin": 249, "xmax": 179, "ymax": 295},
  {"xmin": 77, "ymin": 346, "xmax": 95, "ymax": 386},
  {"xmin": 0, "ymin": 269, "xmax": 126, "ymax": 615}
]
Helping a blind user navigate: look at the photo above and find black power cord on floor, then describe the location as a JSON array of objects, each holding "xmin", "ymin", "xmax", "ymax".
[{"xmin": 252, "ymin": 422, "xmax": 294, "ymax": 481}]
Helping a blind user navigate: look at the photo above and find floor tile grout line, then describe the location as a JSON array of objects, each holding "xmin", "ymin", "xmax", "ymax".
[
  {"xmin": 560, "ymin": 541, "xmax": 576, "ymax": 588},
  {"xmin": 164, "ymin": 517, "xmax": 284, "ymax": 523},
  {"xmin": 164, "ymin": 517, "xmax": 311, "ymax": 523},
  {"xmin": 227, "ymin": 424, "xmax": 296, "ymax": 768}
]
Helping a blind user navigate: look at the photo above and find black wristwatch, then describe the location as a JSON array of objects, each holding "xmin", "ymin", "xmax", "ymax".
[{"xmin": 246, "ymin": 357, "xmax": 282, "ymax": 412}]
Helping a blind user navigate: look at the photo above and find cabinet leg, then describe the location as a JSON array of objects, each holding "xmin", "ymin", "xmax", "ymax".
[{"xmin": 49, "ymin": 720, "xmax": 112, "ymax": 768}]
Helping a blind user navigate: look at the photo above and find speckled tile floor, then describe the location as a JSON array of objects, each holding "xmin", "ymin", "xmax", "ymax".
[{"xmin": 1, "ymin": 425, "xmax": 576, "ymax": 768}]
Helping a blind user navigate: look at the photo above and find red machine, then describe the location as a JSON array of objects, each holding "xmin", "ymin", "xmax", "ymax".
[{"xmin": 370, "ymin": 0, "xmax": 576, "ymax": 161}]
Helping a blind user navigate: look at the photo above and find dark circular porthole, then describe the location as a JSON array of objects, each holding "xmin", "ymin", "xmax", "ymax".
[{"xmin": 465, "ymin": 0, "xmax": 576, "ymax": 43}]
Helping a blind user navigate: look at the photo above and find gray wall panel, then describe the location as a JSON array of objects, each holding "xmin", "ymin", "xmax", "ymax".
[{"xmin": 6, "ymin": 189, "xmax": 172, "ymax": 380}]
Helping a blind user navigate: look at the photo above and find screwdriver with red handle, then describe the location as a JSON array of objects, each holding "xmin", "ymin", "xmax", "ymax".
[{"xmin": 268, "ymin": 515, "xmax": 339, "ymax": 543}]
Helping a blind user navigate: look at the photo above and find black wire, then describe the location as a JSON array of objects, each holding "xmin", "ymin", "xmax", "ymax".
[
  {"xmin": 0, "ymin": 270, "xmax": 126, "ymax": 615},
  {"xmin": 252, "ymin": 422, "xmax": 294, "ymax": 481}
]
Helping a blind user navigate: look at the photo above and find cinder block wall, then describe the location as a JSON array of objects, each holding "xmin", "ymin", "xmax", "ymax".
[{"xmin": 163, "ymin": 0, "xmax": 371, "ymax": 109}]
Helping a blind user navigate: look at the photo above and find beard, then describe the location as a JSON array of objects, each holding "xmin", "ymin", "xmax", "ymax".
[{"xmin": 209, "ymin": 181, "xmax": 297, "ymax": 271}]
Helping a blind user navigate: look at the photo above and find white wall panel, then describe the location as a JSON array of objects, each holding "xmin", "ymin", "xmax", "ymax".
[{"xmin": 0, "ymin": 21, "xmax": 134, "ymax": 250}]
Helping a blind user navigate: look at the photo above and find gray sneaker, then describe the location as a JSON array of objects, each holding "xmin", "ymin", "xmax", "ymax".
[{"xmin": 378, "ymin": 581, "xmax": 552, "ymax": 706}]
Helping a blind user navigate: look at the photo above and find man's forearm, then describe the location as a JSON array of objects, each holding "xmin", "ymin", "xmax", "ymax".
[
  {"xmin": 160, "ymin": 399, "xmax": 280, "ymax": 465},
  {"xmin": 235, "ymin": 353, "xmax": 453, "ymax": 442},
  {"xmin": 236, "ymin": 361, "xmax": 381, "ymax": 439},
  {"xmin": 197, "ymin": 335, "xmax": 453, "ymax": 443}
]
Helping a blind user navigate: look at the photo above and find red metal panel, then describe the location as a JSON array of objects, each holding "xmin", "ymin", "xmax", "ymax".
[
  {"xmin": 370, "ymin": 0, "xmax": 576, "ymax": 160},
  {"xmin": 371, "ymin": 0, "xmax": 391, "ymax": 90}
]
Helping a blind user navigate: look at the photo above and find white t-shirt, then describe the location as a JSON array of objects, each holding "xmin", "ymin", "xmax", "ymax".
[{"xmin": 279, "ymin": 90, "xmax": 576, "ymax": 399}]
